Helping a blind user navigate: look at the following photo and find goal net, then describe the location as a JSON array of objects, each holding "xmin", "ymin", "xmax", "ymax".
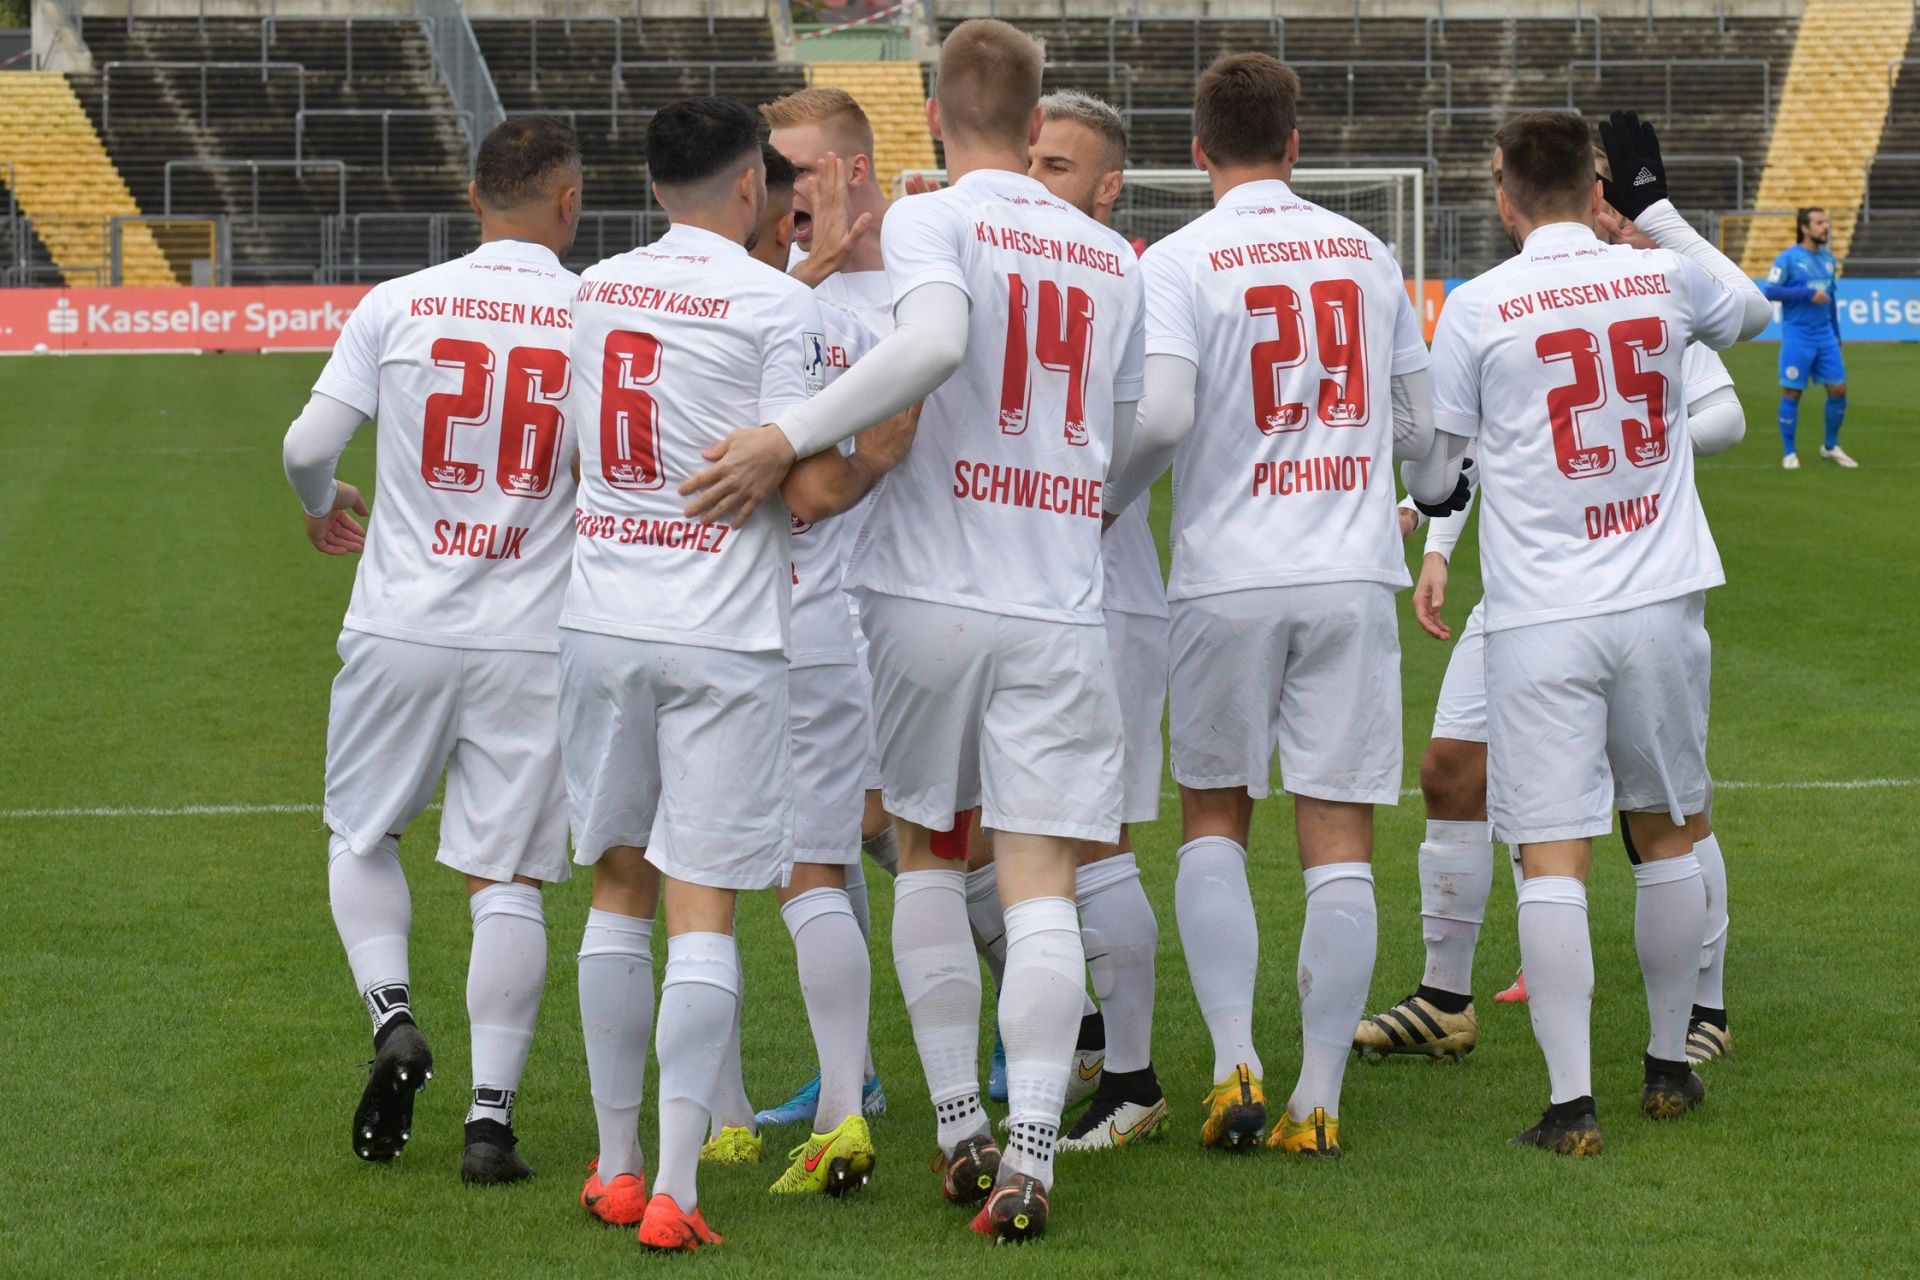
[{"xmin": 893, "ymin": 167, "xmax": 1426, "ymax": 296}]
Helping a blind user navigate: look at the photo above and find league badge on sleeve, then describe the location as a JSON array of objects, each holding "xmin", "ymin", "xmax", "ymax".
[{"xmin": 803, "ymin": 331, "xmax": 827, "ymax": 396}]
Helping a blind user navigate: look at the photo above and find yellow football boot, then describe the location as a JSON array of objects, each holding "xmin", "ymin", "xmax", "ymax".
[
  {"xmin": 699, "ymin": 1125, "xmax": 763, "ymax": 1166},
  {"xmin": 1268, "ymin": 1106, "xmax": 1340, "ymax": 1156},
  {"xmin": 768, "ymin": 1114, "xmax": 876, "ymax": 1196},
  {"xmin": 1198, "ymin": 1064, "xmax": 1266, "ymax": 1151}
]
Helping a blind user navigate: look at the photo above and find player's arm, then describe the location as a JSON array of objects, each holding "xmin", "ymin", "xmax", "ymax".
[
  {"xmin": 1402, "ymin": 289, "xmax": 1477, "ymax": 512},
  {"xmin": 283, "ymin": 392, "xmax": 371, "ymax": 555},
  {"xmin": 1761, "ymin": 255, "xmax": 1815, "ymax": 303},
  {"xmin": 1601, "ymin": 110, "xmax": 1769, "ymax": 340},
  {"xmin": 780, "ymin": 402, "xmax": 922, "ymax": 523},
  {"xmin": 1412, "ymin": 479, "xmax": 1475, "ymax": 641},
  {"xmin": 1682, "ymin": 346, "xmax": 1746, "ymax": 456},
  {"xmin": 1105, "ymin": 355, "xmax": 1193, "ymax": 518}
]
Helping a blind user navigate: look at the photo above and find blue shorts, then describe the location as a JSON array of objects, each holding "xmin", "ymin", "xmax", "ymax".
[{"xmin": 1779, "ymin": 335, "xmax": 1845, "ymax": 390}]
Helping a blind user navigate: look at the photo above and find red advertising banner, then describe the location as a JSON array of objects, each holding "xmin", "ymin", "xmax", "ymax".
[{"xmin": 0, "ymin": 286, "xmax": 372, "ymax": 355}]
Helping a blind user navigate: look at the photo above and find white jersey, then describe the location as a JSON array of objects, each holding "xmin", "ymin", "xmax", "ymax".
[
  {"xmin": 1143, "ymin": 179, "xmax": 1429, "ymax": 602},
  {"xmin": 1103, "ymin": 497, "xmax": 1166, "ymax": 618},
  {"xmin": 563, "ymin": 224, "xmax": 826, "ymax": 653},
  {"xmin": 1430, "ymin": 221, "xmax": 1747, "ymax": 633},
  {"xmin": 787, "ymin": 298, "xmax": 881, "ymax": 667},
  {"xmin": 312, "ymin": 239, "xmax": 581, "ymax": 652},
  {"xmin": 849, "ymin": 168, "xmax": 1147, "ymax": 624},
  {"xmin": 813, "ymin": 268, "xmax": 894, "ymax": 577}
]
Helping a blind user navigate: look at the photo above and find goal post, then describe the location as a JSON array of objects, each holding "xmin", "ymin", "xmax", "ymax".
[{"xmin": 892, "ymin": 166, "xmax": 1427, "ymax": 306}]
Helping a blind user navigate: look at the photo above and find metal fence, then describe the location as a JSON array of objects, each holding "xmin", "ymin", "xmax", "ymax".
[
  {"xmin": 101, "ymin": 60, "xmax": 307, "ymax": 131},
  {"xmin": 295, "ymin": 110, "xmax": 473, "ymax": 179},
  {"xmin": 414, "ymin": 0, "xmax": 505, "ymax": 163}
]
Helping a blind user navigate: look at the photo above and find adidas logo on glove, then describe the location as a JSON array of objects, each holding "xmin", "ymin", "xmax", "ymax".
[{"xmin": 1633, "ymin": 167, "xmax": 1658, "ymax": 187}]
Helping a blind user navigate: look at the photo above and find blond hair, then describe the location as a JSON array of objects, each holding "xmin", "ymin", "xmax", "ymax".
[
  {"xmin": 759, "ymin": 86, "xmax": 876, "ymax": 162},
  {"xmin": 1040, "ymin": 89, "xmax": 1127, "ymax": 172},
  {"xmin": 937, "ymin": 19, "xmax": 1043, "ymax": 148}
]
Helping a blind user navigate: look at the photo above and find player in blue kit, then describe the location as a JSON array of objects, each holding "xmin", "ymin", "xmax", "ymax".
[{"xmin": 1763, "ymin": 207, "xmax": 1854, "ymax": 469}]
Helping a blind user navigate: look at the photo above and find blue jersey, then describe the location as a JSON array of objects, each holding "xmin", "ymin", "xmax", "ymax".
[{"xmin": 1763, "ymin": 244, "xmax": 1840, "ymax": 341}]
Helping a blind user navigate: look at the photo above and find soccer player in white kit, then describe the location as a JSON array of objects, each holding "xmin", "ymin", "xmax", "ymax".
[
  {"xmin": 1359, "ymin": 159, "xmax": 1748, "ymax": 1066},
  {"xmin": 280, "ymin": 117, "xmax": 584, "ymax": 1184},
  {"xmin": 561, "ymin": 98, "xmax": 840, "ymax": 1251},
  {"xmin": 683, "ymin": 21, "xmax": 1148, "ymax": 1242},
  {"xmin": 1426, "ymin": 109, "xmax": 1768, "ymax": 1155},
  {"xmin": 1016, "ymin": 89, "xmax": 1171, "ymax": 1153},
  {"xmin": 1104, "ymin": 54, "xmax": 1466, "ymax": 1159}
]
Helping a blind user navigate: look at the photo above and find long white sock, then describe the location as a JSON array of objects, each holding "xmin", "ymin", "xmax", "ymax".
[
  {"xmin": 862, "ymin": 825, "xmax": 899, "ymax": 876},
  {"xmin": 1076, "ymin": 853, "xmax": 1157, "ymax": 1073},
  {"xmin": 654, "ymin": 932, "xmax": 739, "ymax": 1210},
  {"xmin": 465, "ymin": 882, "xmax": 546, "ymax": 1127},
  {"xmin": 328, "ymin": 833, "xmax": 413, "ymax": 1038},
  {"xmin": 1418, "ymin": 821, "xmax": 1494, "ymax": 998},
  {"xmin": 1290, "ymin": 863, "xmax": 1376, "ymax": 1121},
  {"xmin": 892, "ymin": 869, "xmax": 987, "ymax": 1150},
  {"xmin": 578, "ymin": 908, "xmax": 653, "ymax": 1181},
  {"xmin": 844, "ymin": 858, "xmax": 872, "ymax": 941},
  {"xmin": 999, "ymin": 896, "xmax": 1084, "ymax": 1190},
  {"xmin": 1634, "ymin": 854, "xmax": 1706, "ymax": 1062},
  {"xmin": 965, "ymin": 863, "xmax": 1008, "ymax": 991},
  {"xmin": 784, "ymin": 886, "xmax": 871, "ymax": 1129},
  {"xmin": 1175, "ymin": 837, "xmax": 1261, "ymax": 1080},
  {"xmin": 1693, "ymin": 833, "xmax": 1729, "ymax": 1011},
  {"xmin": 1516, "ymin": 877, "xmax": 1592, "ymax": 1104},
  {"xmin": 708, "ymin": 997, "xmax": 754, "ymax": 1133}
]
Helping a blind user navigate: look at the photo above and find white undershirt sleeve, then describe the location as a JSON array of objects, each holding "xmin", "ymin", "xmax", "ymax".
[
  {"xmin": 1422, "ymin": 483, "xmax": 1475, "ymax": 559},
  {"xmin": 1104, "ymin": 352, "xmax": 1196, "ymax": 516},
  {"xmin": 1634, "ymin": 199, "xmax": 1771, "ymax": 341},
  {"xmin": 774, "ymin": 282, "xmax": 968, "ymax": 459},
  {"xmin": 282, "ymin": 391, "xmax": 369, "ymax": 516},
  {"xmin": 1687, "ymin": 385, "xmax": 1747, "ymax": 457},
  {"xmin": 1391, "ymin": 366, "xmax": 1437, "ymax": 462},
  {"xmin": 1400, "ymin": 427, "xmax": 1470, "ymax": 508}
]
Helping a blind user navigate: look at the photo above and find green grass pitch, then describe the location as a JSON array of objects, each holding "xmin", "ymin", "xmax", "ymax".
[{"xmin": 0, "ymin": 344, "xmax": 1912, "ymax": 1276}]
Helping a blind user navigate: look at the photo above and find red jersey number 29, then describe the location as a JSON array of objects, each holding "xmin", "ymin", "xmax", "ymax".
[
  {"xmin": 1245, "ymin": 279, "xmax": 1370, "ymax": 436},
  {"xmin": 1535, "ymin": 318, "xmax": 1671, "ymax": 480},
  {"xmin": 421, "ymin": 337, "xmax": 571, "ymax": 499}
]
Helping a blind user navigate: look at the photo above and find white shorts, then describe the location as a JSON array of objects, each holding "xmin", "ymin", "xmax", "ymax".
[
  {"xmin": 857, "ymin": 591, "xmax": 1123, "ymax": 843},
  {"xmin": 790, "ymin": 661, "xmax": 869, "ymax": 866},
  {"xmin": 1430, "ymin": 602, "xmax": 1489, "ymax": 744},
  {"xmin": 1170, "ymin": 583, "xmax": 1403, "ymax": 805},
  {"xmin": 324, "ymin": 630, "xmax": 570, "ymax": 884},
  {"xmin": 1485, "ymin": 593, "xmax": 1711, "ymax": 846},
  {"xmin": 558, "ymin": 629, "xmax": 792, "ymax": 891},
  {"xmin": 850, "ymin": 596, "xmax": 884, "ymax": 793},
  {"xmin": 1107, "ymin": 607, "xmax": 1168, "ymax": 826}
]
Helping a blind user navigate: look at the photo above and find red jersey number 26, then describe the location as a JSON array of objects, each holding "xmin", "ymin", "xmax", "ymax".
[{"xmin": 421, "ymin": 337, "xmax": 570, "ymax": 499}]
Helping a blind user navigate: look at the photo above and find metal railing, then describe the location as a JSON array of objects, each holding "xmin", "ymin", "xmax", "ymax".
[
  {"xmin": 164, "ymin": 159, "xmax": 347, "ymax": 218},
  {"xmin": 258, "ymin": 16, "xmax": 402, "ymax": 83},
  {"xmin": 414, "ymin": 0, "xmax": 505, "ymax": 163},
  {"xmin": 1289, "ymin": 60, "xmax": 1453, "ymax": 124},
  {"xmin": 1863, "ymin": 154, "xmax": 1920, "ymax": 221},
  {"xmin": 295, "ymin": 110, "xmax": 474, "ymax": 179},
  {"xmin": 506, "ymin": 107, "xmax": 659, "ymax": 137},
  {"xmin": 1562, "ymin": 59, "xmax": 1772, "ymax": 125},
  {"xmin": 1427, "ymin": 14, "xmax": 1599, "ymax": 75},
  {"xmin": 607, "ymin": 60, "xmax": 800, "ymax": 118},
  {"xmin": 521, "ymin": 17, "xmax": 623, "ymax": 85},
  {"xmin": 1041, "ymin": 62, "xmax": 1135, "ymax": 119},
  {"xmin": 102, "ymin": 61, "xmax": 307, "ymax": 131},
  {"xmin": 1664, "ymin": 153, "xmax": 1745, "ymax": 210},
  {"xmin": 1105, "ymin": 16, "xmax": 1285, "ymax": 79}
]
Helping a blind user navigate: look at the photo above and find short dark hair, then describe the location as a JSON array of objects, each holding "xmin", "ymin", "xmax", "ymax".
[
  {"xmin": 1493, "ymin": 111, "xmax": 1595, "ymax": 220},
  {"xmin": 762, "ymin": 141, "xmax": 797, "ymax": 197},
  {"xmin": 473, "ymin": 115, "xmax": 580, "ymax": 210},
  {"xmin": 1797, "ymin": 206, "xmax": 1825, "ymax": 235},
  {"xmin": 1194, "ymin": 53, "xmax": 1299, "ymax": 168},
  {"xmin": 646, "ymin": 96, "xmax": 762, "ymax": 189}
]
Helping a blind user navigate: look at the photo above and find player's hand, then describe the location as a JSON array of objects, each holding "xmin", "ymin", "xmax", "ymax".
[
  {"xmin": 1596, "ymin": 204, "xmax": 1658, "ymax": 250},
  {"xmin": 304, "ymin": 481, "xmax": 368, "ymax": 555},
  {"xmin": 851, "ymin": 401, "xmax": 921, "ymax": 476},
  {"xmin": 1599, "ymin": 109, "xmax": 1668, "ymax": 220},
  {"xmin": 901, "ymin": 171, "xmax": 945, "ymax": 197},
  {"xmin": 1811, "ymin": 288, "xmax": 1831, "ymax": 306},
  {"xmin": 1398, "ymin": 505, "xmax": 1420, "ymax": 541},
  {"xmin": 682, "ymin": 425, "xmax": 798, "ymax": 523},
  {"xmin": 1412, "ymin": 458, "xmax": 1474, "ymax": 519},
  {"xmin": 789, "ymin": 152, "xmax": 874, "ymax": 288},
  {"xmin": 1413, "ymin": 552, "xmax": 1451, "ymax": 641}
]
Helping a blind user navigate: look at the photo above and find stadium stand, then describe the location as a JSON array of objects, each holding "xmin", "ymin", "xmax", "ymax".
[
  {"xmin": 1854, "ymin": 46, "xmax": 1920, "ymax": 272},
  {"xmin": 802, "ymin": 62, "xmax": 937, "ymax": 193}
]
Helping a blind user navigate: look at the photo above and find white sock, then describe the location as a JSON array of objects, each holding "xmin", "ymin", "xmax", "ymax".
[
  {"xmin": 1076, "ymin": 853, "xmax": 1156, "ymax": 1073},
  {"xmin": 1693, "ymin": 833, "xmax": 1729, "ymax": 1011},
  {"xmin": 465, "ymin": 882, "xmax": 546, "ymax": 1127},
  {"xmin": 1289, "ymin": 863, "xmax": 1376, "ymax": 1122},
  {"xmin": 1634, "ymin": 854, "xmax": 1706, "ymax": 1062},
  {"xmin": 708, "ymin": 996, "xmax": 754, "ymax": 1134},
  {"xmin": 653, "ymin": 932, "xmax": 740, "ymax": 1210},
  {"xmin": 844, "ymin": 857, "xmax": 872, "ymax": 942},
  {"xmin": 1175, "ymin": 837, "xmax": 1261, "ymax": 1080},
  {"xmin": 1418, "ymin": 820, "xmax": 1493, "ymax": 998},
  {"xmin": 784, "ymin": 886, "xmax": 871, "ymax": 1130},
  {"xmin": 998, "ymin": 896, "xmax": 1083, "ymax": 1190},
  {"xmin": 328, "ymin": 833, "xmax": 413, "ymax": 1037},
  {"xmin": 578, "ymin": 908, "xmax": 653, "ymax": 1181},
  {"xmin": 965, "ymin": 863, "xmax": 1008, "ymax": 991},
  {"xmin": 892, "ymin": 869, "xmax": 987, "ymax": 1150},
  {"xmin": 862, "ymin": 825, "xmax": 899, "ymax": 876},
  {"xmin": 1516, "ymin": 877, "xmax": 1592, "ymax": 1104}
]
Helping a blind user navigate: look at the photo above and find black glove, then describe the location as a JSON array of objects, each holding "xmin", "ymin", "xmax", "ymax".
[
  {"xmin": 1599, "ymin": 109, "xmax": 1668, "ymax": 220},
  {"xmin": 1413, "ymin": 457, "xmax": 1474, "ymax": 519}
]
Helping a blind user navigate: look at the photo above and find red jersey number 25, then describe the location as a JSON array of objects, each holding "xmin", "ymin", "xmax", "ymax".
[
  {"xmin": 421, "ymin": 337, "xmax": 571, "ymax": 499},
  {"xmin": 1535, "ymin": 318, "xmax": 1671, "ymax": 480}
]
